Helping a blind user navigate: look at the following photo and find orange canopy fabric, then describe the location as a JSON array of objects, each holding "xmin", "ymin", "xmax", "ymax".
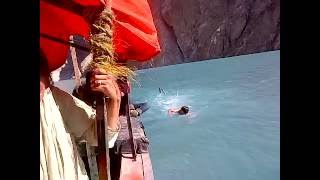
[
  {"xmin": 40, "ymin": 0, "xmax": 160, "ymax": 72},
  {"xmin": 112, "ymin": 0, "xmax": 160, "ymax": 62}
]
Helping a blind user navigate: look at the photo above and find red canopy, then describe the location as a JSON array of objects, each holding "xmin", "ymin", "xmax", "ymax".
[{"xmin": 40, "ymin": 0, "xmax": 160, "ymax": 72}]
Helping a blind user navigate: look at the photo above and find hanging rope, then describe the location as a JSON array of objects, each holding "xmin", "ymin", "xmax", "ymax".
[
  {"xmin": 88, "ymin": 8, "xmax": 135, "ymax": 81},
  {"xmin": 87, "ymin": 5, "xmax": 137, "ymax": 180}
]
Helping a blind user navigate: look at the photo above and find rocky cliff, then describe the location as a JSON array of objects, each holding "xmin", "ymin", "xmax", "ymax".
[{"xmin": 129, "ymin": 0, "xmax": 280, "ymax": 69}]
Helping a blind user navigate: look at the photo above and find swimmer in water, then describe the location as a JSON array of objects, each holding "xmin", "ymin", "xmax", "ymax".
[{"xmin": 168, "ymin": 106, "xmax": 189, "ymax": 117}]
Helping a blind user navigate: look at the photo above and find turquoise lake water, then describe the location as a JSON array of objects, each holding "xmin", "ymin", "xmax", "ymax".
[
  {"xmin": 131, "ymin": 51, "xmax": 280, "ymax": 180},
  {"xmin": 55, "ymin": 50, "xmax": 280, "ymax": 180}
]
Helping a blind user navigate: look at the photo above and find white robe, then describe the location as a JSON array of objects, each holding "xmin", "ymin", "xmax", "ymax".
[{"xmin": 40, "ymin": 87, "xmax": 97, "ymax": 180}]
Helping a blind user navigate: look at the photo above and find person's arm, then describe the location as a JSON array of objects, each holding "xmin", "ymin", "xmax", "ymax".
[
  {"xmin": 168, "ymin": 109, "xmax": 175, "ymax": 117},
  {"xmin": 54, "ymin": 68, "xmax": 121, "ymax": 147},
  {"xmin": 74, "ymin": 68, "xmax": 122, "ymax": 147},
  {"xmin": 51, "ymin": 86, "xmax": 97, "ymax": 145},
  {"xmin": 106, "ymin": 97, "xmax": 120, "ymax": 129}
]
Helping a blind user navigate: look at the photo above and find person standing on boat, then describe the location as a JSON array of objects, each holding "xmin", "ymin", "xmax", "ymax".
[{"xmin": 40, "ymin": 49, "xmax": 121, "ymax": 180}]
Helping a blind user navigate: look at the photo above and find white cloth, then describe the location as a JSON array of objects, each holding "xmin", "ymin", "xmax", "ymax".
[
  {"xmin": 40, "ymin": 87, "xmax": 95, "ymax": 180},
  {"xmin": 40, "ymin": 86, "xmax": 118, "ymax": 180}
]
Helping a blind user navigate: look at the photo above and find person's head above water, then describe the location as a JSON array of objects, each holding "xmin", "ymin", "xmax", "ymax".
[
  {"xmin": 177, "ymin": 106, "xmax": 189, "ymax": 115},
  {"xmin": 168, "ymin": 106, "xmax": 190, "ymax": 117}
]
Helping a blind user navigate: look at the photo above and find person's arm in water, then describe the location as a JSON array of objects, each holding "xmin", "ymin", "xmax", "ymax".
[
  {"xmin": 168, "ymin": 108, "xmax": 179, "ymax": 117},
  {"xmin": 168, "ymin": 109, "xmax": 174, "ymax": 117}
]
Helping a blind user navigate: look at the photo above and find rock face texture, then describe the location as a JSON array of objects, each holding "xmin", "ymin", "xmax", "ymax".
[{"xmin": 129, "ymin": 0, "xmax": 280, "ymax": 69}]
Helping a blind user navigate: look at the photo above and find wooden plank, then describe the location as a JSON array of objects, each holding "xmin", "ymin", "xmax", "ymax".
[
  {"xmin": 141, "ymin": 153, "xmax": 154, "ymax": 180},
  {"xmin": 119, "ymin": 154, "xmax": 144, "ymax": 180},
  {"xmin": 118, "ymin": 153, "xmax": 154, "ymax": 180}
]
